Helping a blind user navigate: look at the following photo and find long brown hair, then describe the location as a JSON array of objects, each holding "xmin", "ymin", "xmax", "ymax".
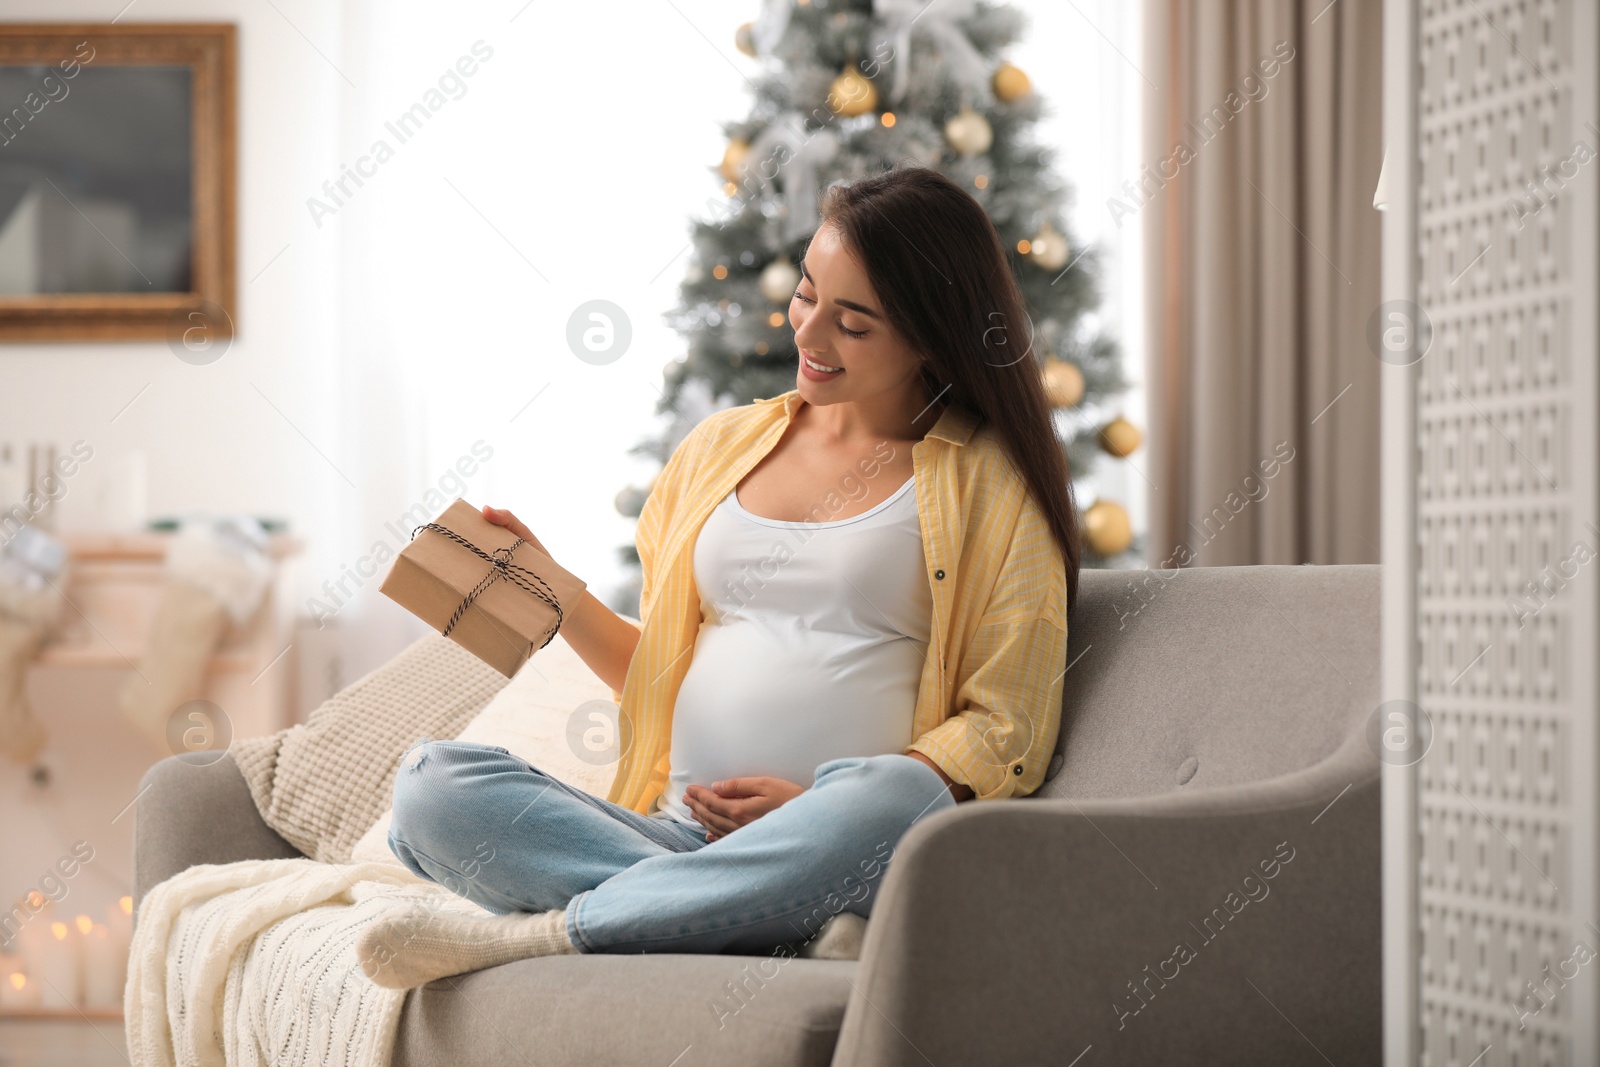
[{"xmin": 815, "ymin": 162, "xmax": 1083, "ymax": 615}]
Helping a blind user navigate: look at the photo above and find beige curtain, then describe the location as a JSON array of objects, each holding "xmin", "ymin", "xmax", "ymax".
[{"xmin": 1140, "ymin": 0, "xmax": 1383, "ymax": 567}]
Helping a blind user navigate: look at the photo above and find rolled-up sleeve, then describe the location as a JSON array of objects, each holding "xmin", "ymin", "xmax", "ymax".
[{"xmin": 907, "ymin": 494, "xmax": 1070, "ymax": 800}]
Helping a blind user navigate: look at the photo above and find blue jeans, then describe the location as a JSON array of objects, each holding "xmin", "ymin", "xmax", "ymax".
[{"xmin": 385, "ymin": 738, "xmax": 957, "ymax": 955}]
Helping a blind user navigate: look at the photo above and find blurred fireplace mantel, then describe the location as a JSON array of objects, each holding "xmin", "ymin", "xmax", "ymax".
[{"xmin": 32, "ymin": 530, "xmax": 303, "ymax": 741}]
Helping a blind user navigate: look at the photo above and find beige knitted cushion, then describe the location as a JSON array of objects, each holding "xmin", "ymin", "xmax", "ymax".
[{"xmin": 230, "ymin": 633, "xmax": 509, "ymax": 864}]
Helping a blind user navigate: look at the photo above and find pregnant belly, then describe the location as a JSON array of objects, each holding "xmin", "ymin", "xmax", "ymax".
[{"xmin": 667, "ymin": 619, "xmax": 924, "ymax": 789}]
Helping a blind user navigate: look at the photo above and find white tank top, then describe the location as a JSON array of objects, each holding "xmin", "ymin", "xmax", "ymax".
[{"xmin": 654, "ymin": 473, "xmax": 933, "ymax": 827}]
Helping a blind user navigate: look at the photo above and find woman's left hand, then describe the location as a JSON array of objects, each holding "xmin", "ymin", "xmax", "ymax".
[{"xmin": 685, "ymin": 777, "xmax": 807, "ymax": 841}]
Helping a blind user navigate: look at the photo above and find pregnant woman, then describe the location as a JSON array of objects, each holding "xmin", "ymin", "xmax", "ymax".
[{"xmin": 359, "ymin": 164, "xmax": 1081, "ymax": 987}]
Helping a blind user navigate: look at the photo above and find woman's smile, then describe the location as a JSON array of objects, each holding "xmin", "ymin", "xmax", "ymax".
[{"xmin": 801, "ymin": 351, "xmax": 845, "ymax": 379}]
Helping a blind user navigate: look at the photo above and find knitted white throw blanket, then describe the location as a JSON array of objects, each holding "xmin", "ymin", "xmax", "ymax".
[{"xmin": 125, "ymin": 856, "xmax": 480, "ymax": 1067}]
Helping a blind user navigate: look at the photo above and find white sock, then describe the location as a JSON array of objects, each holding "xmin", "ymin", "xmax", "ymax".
[{"xmin": 356, "ymin": 901, "xmax": 577, "ymax": 989}]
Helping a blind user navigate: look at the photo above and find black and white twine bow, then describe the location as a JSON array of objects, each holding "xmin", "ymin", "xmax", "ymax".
[{"xmin": 410, "ymin": 522, "xmax": 565, "ymax": 651}]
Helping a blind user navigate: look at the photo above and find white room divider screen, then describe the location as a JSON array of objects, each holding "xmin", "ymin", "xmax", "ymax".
[{"xmin": 1385, "ymin": 0, "xmax": 1599, "ymax": 1063}]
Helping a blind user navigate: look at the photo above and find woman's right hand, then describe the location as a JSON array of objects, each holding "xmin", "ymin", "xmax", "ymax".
[
  {"xmin": 482, "ymin": 506, "xmax": 551, "ymax": 557},
  {"xmin": 484, "ymin": 504, "xmax": 634, "ymax": 692}
]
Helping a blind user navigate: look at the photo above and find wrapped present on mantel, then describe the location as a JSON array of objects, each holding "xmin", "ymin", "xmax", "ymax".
[{"xmin": 379, "ymin": 498, "xmax": 587, "ymax": 677}]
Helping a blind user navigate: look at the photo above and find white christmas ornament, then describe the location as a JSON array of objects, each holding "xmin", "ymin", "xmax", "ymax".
[
  {"xmin": 614, "ymin": 485, "xmax": 648, "ymax": 518},
  {"xmin": 759, "ymin": 258, "xmax": 801, "ymax": 304},
  {"xmin": 0, "ymin": 525, "xmax": 68, "ymax": 764},
  {"xmin": 1029, "ymin": 224, "xmax": 1070, "ymax": 271},
  {"xmin": 944, "ymin": 106, "xmax": 993, "ymax": 157}
]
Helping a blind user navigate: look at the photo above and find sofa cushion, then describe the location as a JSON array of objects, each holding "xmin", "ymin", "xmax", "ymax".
[
  {"xmin": 1039, "ymin": 563, "xmax": 1379, "ymax": 800},
  {"xmin": 393, "ymin": 954, "xmax": 857, "ymax": 1067},
  {"xmin": 230, "ymin": 633, "xmax": 509, "ymax": 863}
]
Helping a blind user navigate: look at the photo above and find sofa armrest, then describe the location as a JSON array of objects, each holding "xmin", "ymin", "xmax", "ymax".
[
  {"xmin": 132, "ymin": 752, "xmax": 303, "ymax": 927},
  {"xmin": 830, "ymin": 727, "xmax": 1381, "ymax": 1066}
]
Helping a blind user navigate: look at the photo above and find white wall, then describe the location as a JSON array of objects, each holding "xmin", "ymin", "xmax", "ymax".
[{"xmin": 0, "ymin": 0, "xmax": 342, "ymax": 532}]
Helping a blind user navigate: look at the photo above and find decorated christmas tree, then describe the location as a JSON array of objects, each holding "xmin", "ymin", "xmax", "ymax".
[{"xmin": 611, "ymin": 0, "xmax": 1142, "ymax": 616}]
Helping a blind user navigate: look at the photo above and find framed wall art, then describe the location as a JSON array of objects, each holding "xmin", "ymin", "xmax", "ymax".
[{"xmin": 0, "ymin": 23, "xmax": 235, "ymax": 342}]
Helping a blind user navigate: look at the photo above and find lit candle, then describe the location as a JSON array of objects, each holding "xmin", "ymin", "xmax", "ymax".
[
  {"xmin": 71, "ymin": 915, "xmax": 95, "ymax": 1009},
  {"xmin": 2, "ymin": 968, "xmax": 39, "ymax": 1010},
  {"xmin": 33, "ymin": 921, "xmax": 79, "ymax": 1008},
  {"xmin": 106, "ymin": 896, "xmax": 133, "ymax": 1001},
  {"xmin": 82, "ymin": 923, "xmax": 119, "ymax": 1009},
  {"xmin": 16, "ymin": 890, "xmax": 52, "ymax": 934},
  {"xmin": 14, "ymin": 901, "xmax": 55, "ymax": 1006},
  {"xmin": 0, "ymin": 945, "xmax": 21, "ymax": 1009}
]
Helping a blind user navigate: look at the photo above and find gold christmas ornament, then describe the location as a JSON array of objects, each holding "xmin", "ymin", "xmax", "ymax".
[
  {"xmin": 1083, "ymin": 499, "xmax": 1133, "ymax": 557},
  {"xmin": 1041, "ymin": 358, "xmax": 1085, "ymax": 408},
  {"xmin": 759, "ymin": 258, "xmax": 801, "ymax": 304},
  {"xmin": 829, "ymin": 68, "xmax": 878, "ymax": 118},
  {"xmin": 1028, "ymin": 224, "xmax": 1070, "ymax": 271},
  {"xmin": 943, "ymin": 105, "xmax": 993, "ymax": 157},
  {"xmin": 719, "ymin": 139, "xmax": 750, "ymax": 183},
  {"xmin": 993, "ymin": 62, "xmax": 1033, "ymax": 102},
  {"xmin": 735, "ymin": 23, "xmax": 758, "ymax": 57},
  {"xmin": 1098, "ymin": 415, "xmax": 1143, "ymax": 458}
]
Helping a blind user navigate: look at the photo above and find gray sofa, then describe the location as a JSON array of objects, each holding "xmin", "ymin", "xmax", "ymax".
[{"xmin": 134, "ymin": 563, "xmax": 1382, "ymax": 1065}]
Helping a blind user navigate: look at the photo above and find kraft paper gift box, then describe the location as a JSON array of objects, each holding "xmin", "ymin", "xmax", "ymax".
[{"xmin": 379, "ymin": 498, "xmax": 587, "ymax": 677}]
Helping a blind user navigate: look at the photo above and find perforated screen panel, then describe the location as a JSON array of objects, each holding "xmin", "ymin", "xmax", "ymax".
[{"xmin": 1415, "ymin": 1, "xmax": 1597, "ymax": 1062}]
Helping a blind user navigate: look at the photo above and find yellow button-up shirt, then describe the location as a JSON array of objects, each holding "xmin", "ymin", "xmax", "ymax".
[{"xmin": 605, "ymin": 388, "xmax": 1070, "ymax": 814}]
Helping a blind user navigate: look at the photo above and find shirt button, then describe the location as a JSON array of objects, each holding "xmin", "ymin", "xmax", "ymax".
[
  {"xmin": 934, "ymin": 568, "xmax": 945, "ymax": 580},
  {"xmin": 1013, "ymin": 764, "xmax": 1024, "ymax": 775}
]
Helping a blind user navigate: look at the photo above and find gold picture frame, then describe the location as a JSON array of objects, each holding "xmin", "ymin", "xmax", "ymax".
[{"xmin": 0, "ymin": 23, "xmax": 235, "ymax": 342}]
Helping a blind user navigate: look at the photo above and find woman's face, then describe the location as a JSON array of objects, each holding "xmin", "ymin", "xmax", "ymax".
[{"xmin": 789, "ymin": 221, "xmax": 926, "ymax": 411}]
